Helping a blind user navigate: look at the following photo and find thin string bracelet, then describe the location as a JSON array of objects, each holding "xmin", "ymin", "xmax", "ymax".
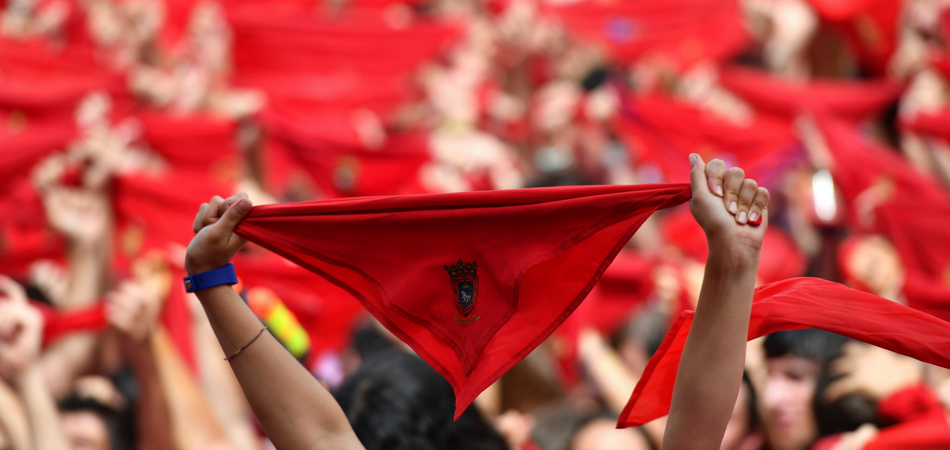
[{"xmin": 225, "ymin": 327, "xmax": 268, "ymax": 361}]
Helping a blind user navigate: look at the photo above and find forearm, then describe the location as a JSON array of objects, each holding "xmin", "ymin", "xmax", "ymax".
[
  {"xmin": 151, "ymin": 328, "xmax": 234, "ymax": 450},
  {"xmin": 195, "ymin": 285, "xmax": 362, "ymax": 450},
  {"xmin": 64, "ymin": 240, "xmax": 109, "ymax": 308},
  {"xmin": 124, "ymin": 337, "xmax": 177, "ymax": 450},
  {"xmin": 15, "ymin": 365, "xmax": 70, "ymax": 450},
  {"xmin": 581, "ymin": 343, "xmax": 639, "ymax": 415},
  {"xmin": 0, "ymin": 379, "xmax": 31, "ymax": 450},
  {"xmin": 663, "ymin": 242, "xmax": 758, "ymax": 450},
  {"xmin": 194, "ymin": 307, "xmax": 260, "ymax": 450}
]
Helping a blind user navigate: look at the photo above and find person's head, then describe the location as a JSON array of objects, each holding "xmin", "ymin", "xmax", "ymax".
[
  {"xmin": 838, "ymin": 234, "xmax": 904, "ymax": 296},
  {"xmin": 335, "ymin": 349, "xmax": 507, "ymax": 450},
  {"xmin": 761, "ymin": 329, "xmax": 849, "ymax": 450},
  {"xmin": 58, "ymin": 396, "xmax": 132, "ymax": 450},
  {"xmin": 531, "ymin": 407, "xmax": 654, "ymax": 450}
]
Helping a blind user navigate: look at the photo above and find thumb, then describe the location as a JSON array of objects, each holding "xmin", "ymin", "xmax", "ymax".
[
  {"xmin": 216, "ymin": 198, "xmax": 252, "ymax": 235},
  {"xmin": 688, "ymin": 153, "xmax": 707, "ymax": 195}
]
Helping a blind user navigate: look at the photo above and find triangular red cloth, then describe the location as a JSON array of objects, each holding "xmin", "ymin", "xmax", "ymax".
[
  {"xmin": 718, "ymin": 66, "xmax": 903, "ymax": 121},
  {"xmin": 543, "ymin": 0, "xmax": 748, "ymax": 68},
  {"xmin": 618, "ymin": 277, "xmax": 950, "ymax": 427},
  {"xmin": 234, "ymin": 184, "xmax": 691, "ymax": 417}
]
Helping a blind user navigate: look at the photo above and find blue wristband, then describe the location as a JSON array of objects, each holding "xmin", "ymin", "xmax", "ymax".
[{"xmin": 183, "ymin": 263, "xmax": 238, "ymax": 293}]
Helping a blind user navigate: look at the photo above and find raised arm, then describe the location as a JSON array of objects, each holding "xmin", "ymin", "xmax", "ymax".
[
  {"xmin": 185, "ymin": 194, "xmax": 365, "ymax": 450},
  {"xmin": 663, "ymin": 156, "xmax": 770, "ymax": 450}
]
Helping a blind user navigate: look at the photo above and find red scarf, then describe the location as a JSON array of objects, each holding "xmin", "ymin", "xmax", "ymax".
[
  {"xmin": 619, "ymin": 277, "xmax": 950, "ymax": 427},
  {"xmin": 235, "ymin": 184, "xmax": 691, "ymax": 417}
]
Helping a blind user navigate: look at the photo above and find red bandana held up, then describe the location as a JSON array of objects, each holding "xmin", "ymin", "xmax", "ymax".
[
  {"xmin": 234, "ymin": 183, "xmax": 691, "ymax": 417},
  {"xmin": 619, "ymin": 277, "xmax": 950, "ymax": 428}
]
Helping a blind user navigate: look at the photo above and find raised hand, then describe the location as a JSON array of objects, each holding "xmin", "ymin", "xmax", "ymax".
[
  {"xmin": 688, "ymin": 154, "xmax": 770, "ymax": 265},
  {"xmin": 824, "ymin": 342, "xmax": 922, "ymax": 403},
  {"xmin": 185, "ymin": 193, "xmax": 252, "ymax": 275},
  {"xmin": 0, "ymin": 277, "xmax": 44, "ymax": 382},
  {"xmin": 41, "ymin": 186, "xmax": 111, "ymax": 245}
]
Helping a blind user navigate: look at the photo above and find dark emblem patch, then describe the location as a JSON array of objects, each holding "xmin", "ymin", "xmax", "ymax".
[{"xmin": 444, "ymin": 260, "xmax": 478, "ymax": 317}]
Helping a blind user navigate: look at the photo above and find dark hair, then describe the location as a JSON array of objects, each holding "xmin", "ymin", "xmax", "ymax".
[
  {"xmin": 335, "ymin": 349, "xmax": 507, "ymax": 450},
  {"xmin": 813, "ymin": 369, "xmax": 881, "ymax": 437},
  {"xmin": 531, "ymin": 407, "xmax": 657, "ymax": 450},
  {"xmin": 764, "ymin": 329, "xmax": 850, "ymax": 362},
  {"xmin": 765, "ymin": 330, "xmax": 881, "ymax": 438},
  {"xmin": 58, "ymin": 395, "xmax": 134, "ymax": 450}
]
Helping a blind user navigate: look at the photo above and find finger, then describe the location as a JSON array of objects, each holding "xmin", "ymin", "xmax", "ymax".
[
  {"xmin": 216, "ymin": 197, "xmax": 253, "ymax": 239},
  {"xmin": 735, "ymin": 178, "xmax": 758, "ymax": 224},
  {"xmin": 208, "ymin": 195, "xmax": 225, "ymax": 220},
  {"xmin": 688, "ymin": 154, "xmax": 708, "ymax": 198},
  {"xmin": 0, "ymin": 277, "xmax": 26, "ymax": 304},
  {"xmin": 704, "ymin": 159, "xmax": 725, "ymax": 197},
  {"xmin": 221, "ymin": 192, "xmax": 250, "ymax": 211},
  {"xmin": 722, "ymin": 167, "xmax": 745, "ymax": 215},
  {"xmin": 193, "ymin": 203, "xmax": 209, "ymax": 234},
  {"xmin": 748, "ymin": 187, "xmax": 770, "ymax": 226}
]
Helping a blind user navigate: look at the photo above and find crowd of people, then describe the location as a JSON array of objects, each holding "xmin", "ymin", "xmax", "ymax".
[{"xmin": 2, "ymin": 0, "xmax": 950, "ymax": 449}]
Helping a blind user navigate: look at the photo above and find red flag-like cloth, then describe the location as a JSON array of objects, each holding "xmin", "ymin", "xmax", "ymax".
[
  {"xmin": 619, "ymin": 95, "xmax": 801, "ymax": 184},
  {"xmin": 618, "ymin": 277, "xmax": 950, "ymax": 427},
  {"xmin": 234, "ymin": 184, "xmax": 691, "ymax": 417},
  {"xmin": 543, "ymin": 0, "xmax": 748, "ymax": 69},
  {"xmin": 718, "ymin": 66, "xmax": 903, "ymax": 121},
  {"xmin": 901, "ymin": 108, "xmax": 950, "ymax": 143}
]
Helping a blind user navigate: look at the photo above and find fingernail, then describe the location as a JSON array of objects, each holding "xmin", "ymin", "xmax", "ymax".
[
  {"xmin": 715, "ymin": 185, "xmax": 723, "ymax": 197},
  {"xmin": 737, "ymin": 211, "xmax": 747, "ymax": 223},
  {"xmin": 749, "ymin": 212, "xmax": 758, "ymax": 222},
  {"xmin": 729, "ymin": 202, "xmax": 737, "ymax": 214},
  {"xmin": 689, "ymin": 154, "xmax": 697, "ymax": 166},
  {"xmin": 236, "ymin": 199, "xmax": 251, "ymax": 213}
]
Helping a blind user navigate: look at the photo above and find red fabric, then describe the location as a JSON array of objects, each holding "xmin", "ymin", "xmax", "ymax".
[
  {"xmin": 544, "ymin": 0, "xmax": 748, "ymax": 69},
  {"xmin": 806, "ymin": 0, "xmax": 901, "ymax": 75},
  {"xmin": 618, "ymin": 277, "xmax": 950, "ymax": 427},
  {"xmin": 877, "ymin": 385, "xmax": 947, "ymax": 425},
  {"xmin": 0, "ymin": 38, "xmax": 128, "ymax": 121},
  {"xmin": 270, "ymin": 132, "xmax": 430, "ymax": 198},
  {"xmin": 234, "ymin": 183, "xmax": 692, "ymax": 417},
  {"xmin": 901, "ymin": 108, "xmax": 950, "ymax": 143},
  {"xmin": 619, "ymin": 95, "xmax": 801, "ymax": 185},
  {"xmin": 660, "ymin": 207, "xmax": 807, "ymax": 284},
  {"xmin": 229, "ymin": 7, "xmax": 461, "ymax": 76},
  {"xmin": 37, "ymin": 302, "xmax": 108, "ymax": 346},
  {"xmin": 718, "ymin": 66, "xmax": 903, "ymax": 121},
  {"xmin": 0, "ymin": 119, "xmax": 76, "ymax": 193},
  {"xmin": 873, "ymin": 203, "xmax": 950, "ymax": 321},
  {"xmin": 816, "ymin": 117, "xmax": 949, "ymax": 227},
  {"xmin": 812, "ymin": 386, "xmax": 948, "ymax": 450},
  {"xmin": 135, "ymin": 114, "xmax": 239, "ymax": 178},
  {"xmin": 112, "ymin": 170, "xmax": 234, "ymax": 256}
]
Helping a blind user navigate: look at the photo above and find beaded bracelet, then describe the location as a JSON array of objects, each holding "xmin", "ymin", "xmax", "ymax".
[{"xmin": 225, "ymin": 327, "xmax": 268, "ymax": 361}]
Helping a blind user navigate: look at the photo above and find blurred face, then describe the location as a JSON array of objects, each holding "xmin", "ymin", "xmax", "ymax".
[
  {"xmin": 571, "ymin": 419, "xmax": 652, "ymax": 450},
  {"xmin": 61, "ymin": 411, "xmax": 110, "ymax": 450},
  {"xmin": 762, "ymin": 356, "xmax": 819, "ymax": 450}
]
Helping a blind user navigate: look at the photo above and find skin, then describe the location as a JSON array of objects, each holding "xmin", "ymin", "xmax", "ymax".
[
  {"xmin": 663, "ymin": 156, "xmax": 770, "ymax": 450},
  {"xmin": 184, "ymin": 155, "xmax": 769, "ymax": 450},
  {"xmin": 572, "ymin": 419, "xmax": 652, "ymax": 450},
  {"xmin": 762, "ymin": 356, "xmax": 820, "ymax": 450},
  {"xmin": 60, "ymin": 411, "xmax": 110, "ymax": 450}
]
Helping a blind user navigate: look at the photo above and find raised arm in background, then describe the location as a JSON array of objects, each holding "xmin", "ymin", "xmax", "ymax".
[
  {"xmin": 185, "ymin": 194, "xmax": 365, "ymax": 450},
  {"xmin": 663, "ymin": 155, "xmax": 770, "ymax": 450},
  {"xmin": 0, "ymin": 277, "xmax": 71, "ymax": 450},
  {"xmin": 38, "ymin": 186, "xmax": 112, "ymax": 399}
]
